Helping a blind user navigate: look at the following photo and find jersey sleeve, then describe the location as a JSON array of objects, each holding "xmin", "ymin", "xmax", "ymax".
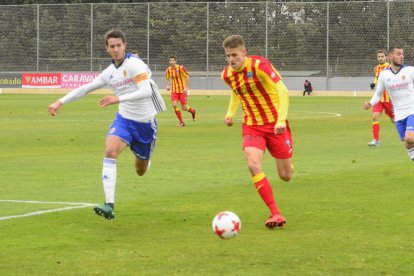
[
  {"xmin": 128, "ymin": 59, "xmax": 150, "ymax": 85},
  {"xmin": 181, "ymin": 66, "xmax": 189, "ymax": 78},
  {"xmin": 257, "ymin": 58, "xmax": 282, "ymax": 85},
  {"xmin": 221, "ymin": 67, "xmax": 233, "ymax": 89},
  {"xmin": 370, "ymin": 72, "xmax": 386, "ymax": 106},
  {"xmin": 256, "ymin": 59, "xmax": 288, "ymax": 124},
  {"xmin": 118, "ymin": 59, "xmax": 152, "ymax": 103},
  {"xmin": 225, "ymin": 90, "xmax": 240, "ymax": 119},
  {"xmin": 59, "ymin": 72, "xmax": 107, "ymax": 104},
  {"xmin": 166, "ymin": 68, "xmax": 170, "ymax": 80},
  {"xmin": 274, "ymin": 81, "xmax": 289, "ymax": 125},
  {"xmin": 373, "ymin": 66, "xmax": 379, "ymax": 85}
]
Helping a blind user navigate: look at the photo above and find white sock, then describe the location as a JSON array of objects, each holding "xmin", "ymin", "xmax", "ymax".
[
  {"xmin": 407, "ymin": 147, "xmax": 414, "ymax": 161},
  {"xmin": 102, "ymin": 158, "xmax": 117, "ymax": 204}
]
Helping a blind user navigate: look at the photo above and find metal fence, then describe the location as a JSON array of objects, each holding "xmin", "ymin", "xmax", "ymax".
[{"xmin": 1, "ymin": 1, "xmax": 414, "ymax": 90}]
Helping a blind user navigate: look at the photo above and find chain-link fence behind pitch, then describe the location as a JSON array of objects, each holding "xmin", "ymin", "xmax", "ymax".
[{"xmin": 1, "ymin": 1, "xmax": 414, "ymax": 90}]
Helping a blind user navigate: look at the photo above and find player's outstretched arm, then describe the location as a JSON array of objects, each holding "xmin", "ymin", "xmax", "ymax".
[
  {"xmin": 48, "ymin": 74, "xmax": 107, "ymax": 115},
  {"xmin": 274, "ymin": 81, "xmax": 289, "ymax": 134},
  {"xmin": 48, "ymin": 100, "xmax": 62, "ymax": 116},
  {"xmin": 367, "ymin": 76, "xmax": 385, "ymax": 109},
  {"xmin": 224, "ymin": 92, "xmax": 240, "ymax": 127}
]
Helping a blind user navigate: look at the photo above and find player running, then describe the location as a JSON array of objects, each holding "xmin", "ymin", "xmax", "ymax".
[
  {"xmin": 166, "ymin": 56, "xmax": 196, "ymax": 127},
  {"xmin": 367, "ymin": 49, "xmax": 394, "ymax": 147},
  {"xmin": 221, "ymin": 35, "xmax": 293, "ymax": 229},
  {"xmin": 364, "ymin": 47, "xmax": 414, "ymax": 161},
  {"xmin": 48, "ymin": 29, "xmax": 166, "ymax": 220}
]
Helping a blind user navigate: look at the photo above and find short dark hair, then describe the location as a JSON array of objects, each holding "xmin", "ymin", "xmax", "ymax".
[
  {"xmin": 223, "ymin": 35, "xmax": 245, "ymax": 49},
  {"xmin": 169, "ymin": 55, "xmax": 176, "ymax": 60},
  {"xmin": 377, "ymin": 49, "xmax": 387, "ymax": 55},
  {"xmin": 389, "ymin": 47, "xmax": 402, "ymax": 54},
  {"xmin": 104, "ymin": 29, "xmax": 126, "ymax": 46}
]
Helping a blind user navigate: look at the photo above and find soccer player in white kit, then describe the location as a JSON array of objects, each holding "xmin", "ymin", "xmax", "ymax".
[
  {"xmin": 364, "ymin": 47, "xmax": 414, "ymax": 161},
  {"xmin": 48, "ymin": 29, "xmax": 166, "ymax": 220}
]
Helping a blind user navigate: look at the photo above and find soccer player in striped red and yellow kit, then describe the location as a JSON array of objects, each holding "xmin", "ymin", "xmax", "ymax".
[
  {"xmin": 368, "ymin": 49, "xmax": 394, "ymax": 147},
  {"xmin": 166, "ymin": 56, "xmax": 196, "ymax": 127},
  {"xmin": 221, "ymin": 35, "xmax": 293, "ymax": 229}
]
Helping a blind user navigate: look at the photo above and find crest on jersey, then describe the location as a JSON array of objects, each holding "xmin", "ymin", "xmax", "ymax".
[
  {"xmin": 402, "ymin": 75, "xmax": 406, "ymax": 80},
  {"xmin": 247, "ymin": 71, "xmax": 253, "ymax": 78},
  {"xmin": 123, "ymin": 69, "xmax": 127, "ymax": 78}
]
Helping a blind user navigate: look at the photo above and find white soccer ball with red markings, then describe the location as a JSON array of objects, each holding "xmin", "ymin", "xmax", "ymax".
[{"xmin": 212, "ymin": 211, "xmax": 241, "ymax": 240}]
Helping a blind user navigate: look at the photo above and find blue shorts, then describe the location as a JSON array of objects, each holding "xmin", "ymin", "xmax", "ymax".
[
  {"xmin": 107, "ymin": 113, "xmax": 157, "ymax": 160},
  {"xmin": 395, "ymin": 114, "xmax": 414, "ymax": 140}
]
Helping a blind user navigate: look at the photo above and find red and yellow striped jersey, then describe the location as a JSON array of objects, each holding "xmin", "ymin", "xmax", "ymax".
[
  {"xmin": 374, "ymin": 62, "xmax": 391, "ymax": 103},
  {"xmin": 221, "ymin": 55, "xmax": 288, "ymax": 126},
  {"xmin": 166, "ymin": 65, "xmax": 188, "ymax": 93}
]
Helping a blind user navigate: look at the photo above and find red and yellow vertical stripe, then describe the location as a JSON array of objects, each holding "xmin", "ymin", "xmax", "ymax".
[
  {"xmin": 374, "ymin": 62, "xmax": 391, "ymax": 103},
  {"xmin": 166, "ymin": 65, "xmax": 188, "ymax": 93},
  {"xmin": 221, "ymin": 56, "xmax": 282, "ymax": 126}
]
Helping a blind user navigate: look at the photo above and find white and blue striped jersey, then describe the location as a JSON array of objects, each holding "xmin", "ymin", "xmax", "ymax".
[
  {"xmin": 59, "ymin": 53, "xmax": 166, "ymax": 122},
  {"xmin": 370, "ymin": 65, "xmax": 414, "ymax": 121}
]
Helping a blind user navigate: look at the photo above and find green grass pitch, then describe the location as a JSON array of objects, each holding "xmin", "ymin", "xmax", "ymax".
[{"xmin": 0, "ymin": 94, "xmax": 413, "ymax": 275}]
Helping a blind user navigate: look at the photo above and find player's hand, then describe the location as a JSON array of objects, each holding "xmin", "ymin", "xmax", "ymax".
[
  {"xmin": 370, "ymin": 83, "xmax": 375, "ymax": 90},
  {"xmin": 48, "ymin": 101, "xmax": 62, "ymax": 116},
  {"xmin": 363, "ymin": 102, "xmax": 371, "ymax": 110},
  {"xmin": 224, "ymin": 117, "xmax": 233, "ymax": 127},
  {"xmin": 275, "ymin": 122, "xmax": 286, "ymax": 134},
  {"xmin": 99, "ymin": 95, "xmax": 119, "ymax": 108}
]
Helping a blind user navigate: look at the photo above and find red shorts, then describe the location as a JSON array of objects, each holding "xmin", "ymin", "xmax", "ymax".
[
  {"xmin": 171, "ymin": 92, "xmax": 187, "ymax": 105},
  {"xmin": 242, "ymin": 121, "xmax": 293, "ymax": 159},
  {"xmin": 373, "ymin": 101, "xmax": 394, "ymax": 119}
]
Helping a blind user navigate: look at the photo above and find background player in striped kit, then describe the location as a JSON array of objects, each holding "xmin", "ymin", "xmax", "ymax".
[
  {"xmin": 48, "ymin": 29, "xmax": 166, "ymax": 220},
  {"xmin": 364, "ymin": 47, "xmax": 414, "ymax": 161},
  {"xmin": 368, "ymin": 49, "xmax": 394, "ymax": 147},
  {"xmin": 221, "ymin": 35, "xmax": 293, "ymax": 229},
  {"xmin": 166, "ymin": 56, "xmax": 196, "ymax": 127}
]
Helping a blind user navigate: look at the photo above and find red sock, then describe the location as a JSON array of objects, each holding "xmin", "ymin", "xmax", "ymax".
[
  {"xmin": 175, "ymin": 108, "xmax": 184, "ymax": 123},
  {"xmin": 253, "ymin": 172, "xmax": 280, "ymax": 216},
  {"xmin": 187, "ymin": 106, "xmax": 194, "ymax": 113},
  {"xmin": 372, "ymin": 122, "xmax": 380, "ymax": 141}
]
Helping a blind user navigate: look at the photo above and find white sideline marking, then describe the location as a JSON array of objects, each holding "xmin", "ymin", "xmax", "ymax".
[
  {"xmin": 295, "ymin": 111, "xmax": 342, "ymax": 118},
  {"xmin": 0, "ymin": 200, "xmax": 95, "ymax": 221},
  {"xmin": 1, "ymin": 111, "xmax": 342, "ymax": 123}
]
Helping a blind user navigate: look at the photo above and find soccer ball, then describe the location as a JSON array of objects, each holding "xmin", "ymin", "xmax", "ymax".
[{"xmin": 212, "ymin": 211, "xmax": 241, "ymax": 240}]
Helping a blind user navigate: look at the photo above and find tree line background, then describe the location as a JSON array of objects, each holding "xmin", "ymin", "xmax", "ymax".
[{"xmin": 1, "ymin": 1, "xmax": 414, "ymax": 77}]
